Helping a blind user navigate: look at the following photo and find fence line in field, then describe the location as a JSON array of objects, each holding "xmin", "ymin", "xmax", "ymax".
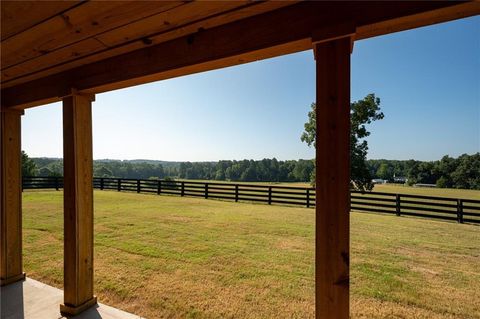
[{"xmin": 22, "ymin": 176, "xmax": 480, "ymax": 224}]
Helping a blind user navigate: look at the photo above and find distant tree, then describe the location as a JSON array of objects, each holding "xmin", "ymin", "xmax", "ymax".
[
  {"xmin": 214, "ymin": 170, "xmax": 225, "ymax": 180},
  {"xmin": 38, "ymin": 167, "xmax": 53, "ymax": 176},
  {"xmin": 451, "ymin": 153, "xmax": 480, "ymax": 189},
  {"xmin": 46, "ymin": 162, "xmax": 63, "ymax": 177},
  {"xmin": 292, "ymin": 160, "xmax": 314, "ymax": 181},
  {"xmin": 241, "ymin": 166, "xmax": 257, "ymax": 182},
  {"xmin": 95, "ymin": 166, "xmax": 113, "ymax": 178},
  {"xmin": 301, "ymin": 94, "xmax": 384, "ymax": 190},
  {"xmin": 376, "ymin": 163, "xmax": 393, "ymax": 181},
  {"xmin": 436, "ymin": 176, "xmax": 448, "ymax": 188},
  {"xmin": 21, "ymin": 151, "xmax": 37, "ymax": 176}
]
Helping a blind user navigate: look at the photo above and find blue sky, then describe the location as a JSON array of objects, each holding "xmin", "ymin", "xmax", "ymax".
[{"xmin": 22, "ymin": 16, "xmax": 479, "ymax": 162}]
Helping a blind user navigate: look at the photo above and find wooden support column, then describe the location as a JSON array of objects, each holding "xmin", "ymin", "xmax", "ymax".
[
  {"xmin": 60, "ymin": 92, "xmax": 97, "ymax": 315},
  {"xmin": 313, "ymin": 34, "xmax": 352, "ymax": 319},
  {"xmin": 0, "ymin": 108, "xmax": 25, "ymax": 286}
]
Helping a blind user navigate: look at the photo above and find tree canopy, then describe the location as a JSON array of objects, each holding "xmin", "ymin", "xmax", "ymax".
[
  {"xmin": 21, "ymin": 150, "xmax": 37, "ymax": 177},
  {"xmin": 367, "ymin": 153, "xmax": 480, "ymax": 189},
  {"xmin": 301, "ymin": 94, "xmax": 384, "ymax": 190}
]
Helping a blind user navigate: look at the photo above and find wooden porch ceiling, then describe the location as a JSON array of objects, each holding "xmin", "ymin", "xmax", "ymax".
[{"xmin": 1, "ymin": 1, "xmax": 479, "ymax": 109}]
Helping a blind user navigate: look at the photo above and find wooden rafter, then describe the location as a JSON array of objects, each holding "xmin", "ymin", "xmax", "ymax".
[
  {"xmin": 2, "ymin": 1, "xmax": 480, "ymax": 108},
  {"xmin": 1, "ymin": 1, "xmax": 478, "ymax": 109}
]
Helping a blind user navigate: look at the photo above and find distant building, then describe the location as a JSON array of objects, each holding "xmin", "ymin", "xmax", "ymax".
[
  {"xmin": 393, "ymin": 176, "xmax": 408, "ymax": 184},
  {"xmin": 372, "ymin": 179, "xmax": 387, "ymax": 184}
]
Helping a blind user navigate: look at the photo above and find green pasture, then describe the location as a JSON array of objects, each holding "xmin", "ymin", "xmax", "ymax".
[{"xmin": 23, "ymin": 190, "xmax": 479, "ymax": 318}]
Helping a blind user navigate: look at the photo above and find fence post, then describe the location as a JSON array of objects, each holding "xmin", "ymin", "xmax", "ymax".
[
  {"xmin": 181, "ymin": 182, "xmax": 185, "ymax": 197},
  {"xmin": 157, "ymin": 180, "xmax": 161, "ymax": 195},
  {"xmin": 117, "ymin": 178, "xmax": 121, "ymax": 192},
  {"xmin": 457, "ymin": 199, "xmax": 464, "ymax": 223},
  {"xmin": 205, "ymin": 183, "xmax": 209, "ymax": 199},
  {"xmin": 268, "ymin": 186, "xmax": 272, "ymax": 205},
  {"xmin": 235, "ymin": 185, "xmax": 239, "ymax": 202},
  {"xmin": 306, "ymin": 188, "xmax": 310, "ymax": 208},
  {"xmin": 137, "ymin": 179, "xmax": 141, "ymax": 193},
  {"xmin": 396, "ymin": 194, "xmax": 401, "ymax": 216},
  {"xmin": 100, "ymin": 178, "xmax": 104, "ymax": 190},
  {"xmin": 55, "ymin": 176, "xmax": 59, "ymax": 191}
]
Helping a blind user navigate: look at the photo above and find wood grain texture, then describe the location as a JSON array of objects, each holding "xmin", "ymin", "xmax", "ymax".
[
  {"xmin": 1, "ymin": 1, "xmax": 81, "ymax": 41},
  {"xmin": 314, "ymin": 37, "xmax": 351, "ymax": 319},
  {"xmin": 2, "ymin": 1, "xmax": 476, "ymax": 108},
  {"xmin": 1, "ymin": 1, "xmax": 183, "ymax": 69},
  {"xmin": 62, "ymin": 93, "xmax": 95, "ymax": 311},
  {"xmin": 1, "ymin": 1, "xmax": 293, "ymax": 86},
  {"xmin": 356, "ymin": 1, "xmax": 480, "ymax": 40},
  {"xmin": 0, "ymin": 109, "xmax": 24, "ymax": 285}
]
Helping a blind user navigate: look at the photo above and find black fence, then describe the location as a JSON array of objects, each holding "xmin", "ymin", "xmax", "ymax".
[{"xmin": 22, "ymin": 176, "xmax": 480, "ymax": 224}]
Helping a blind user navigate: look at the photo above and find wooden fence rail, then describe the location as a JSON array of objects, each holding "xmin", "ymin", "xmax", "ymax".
[{"xmin": 22, "ymin": 176, "xmax": 480, "ymax": 224}]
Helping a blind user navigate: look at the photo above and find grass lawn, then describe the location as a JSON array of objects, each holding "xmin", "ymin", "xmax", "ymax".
[
  {"xmin": 23, "ymin": 190, "xmax": 479, "ymax": 318},
  {"xmin": 372, "ymin": 184, "xmax": 480, "ymax": 200}
]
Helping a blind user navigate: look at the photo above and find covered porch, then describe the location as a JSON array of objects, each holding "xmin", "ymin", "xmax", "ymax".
[
  {"xmin": 1, "ymin": 277, "xmax": 143, "ymax": 319},
  {"xmin": 1, "ymin": 1, "xmax": 479, "ymax": 318}
]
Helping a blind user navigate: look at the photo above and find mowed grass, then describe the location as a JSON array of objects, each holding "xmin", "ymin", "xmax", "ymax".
[
  {"xmin": 23, "ymin": 191, "xmax": 479, "ymax": 318},
  {"xmin": 373, "ymin": 184, "xmax": 480, "ymax": 200}
]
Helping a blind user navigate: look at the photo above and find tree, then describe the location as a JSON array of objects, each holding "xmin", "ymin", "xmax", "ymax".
[
  {"xmin": 21, "ymin": 151, "xmax": 37, "ymax": 176},
  {"xmin": 38, "ymin": 167, "xmax": 53, "ymax": 176},
  {"xmin": 95, "ymin": 166, "xmax": 113, "ymax": 178},
  {"xmin": 301, "ymin": 94, "xmax": 384, "ymax": 191},
  {"xmin": 376, "ymin": 163, "xmax": 393, "ymax": 181},
  {"xmin": 451, "ymin": 153, "xmax": 480, "ymax": 189}
]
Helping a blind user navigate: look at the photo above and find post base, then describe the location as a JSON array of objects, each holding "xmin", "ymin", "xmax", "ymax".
[
  {"xmin": 0, "ymin": 272, "xmax": 26, "ymax": 286},
  {"xmin": 60, "ymin": 296, "xmax": 97, "ymax": 316}
]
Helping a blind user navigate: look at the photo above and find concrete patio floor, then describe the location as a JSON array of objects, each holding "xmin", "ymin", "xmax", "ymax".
[{"xmin": 1, "ymin": 278, "xmax": 143, "ymax": 319}]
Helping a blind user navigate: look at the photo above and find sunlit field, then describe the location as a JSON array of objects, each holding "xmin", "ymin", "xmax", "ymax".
[{"xmin": 23, "ymin": 190, "xmax": 479, "ymax": 318}]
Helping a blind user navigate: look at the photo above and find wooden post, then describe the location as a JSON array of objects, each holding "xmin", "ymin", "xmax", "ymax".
[
  {"xmin": 137, "ymin": 179, "xmax": 141, "ymax": 193},
  {"xmin": 306, "ymin": 188, "xmax": 310, "ymax": 208},
  {"xmin": 268, "ymin": 186, "xmax": 272, "ymax": 205},
  {"xmin": 235, "ymin": 184, "xmax": 239, "ymax": 202},
  {"xmin": 457, "ymin": 199, "xmax": 463, "ymax": 224},
  {"xmin": 100, "ymin": 178, "xmax": 104, "ymax": 190},
  {"xmin": 181, "ymin": 182, "xmax": 185, "ymax": 197},
  {"xmin": 0, "ymin": 108, "xmax": 26, "ymax": 286},
  {"xmin": 313, "ymin": 34, "xmax": 352, "ymax": 319},
  {"xmin": 396, "ymin": 194, "xmax": 401, "ymax": 216},
  {"xmin": 60, "ymin": 92, "xmax": 97, "ymax": 315},
  {"xmin": 205, "ymin": 183, "xmax": 209, "ymax": 199},
  {"xmin": 117, "ymin": 178, "xmax": 121, "ymax": 191},
  {"xmin": 157, "ymin": 180, "xmax": 161, "ymax": 195}
]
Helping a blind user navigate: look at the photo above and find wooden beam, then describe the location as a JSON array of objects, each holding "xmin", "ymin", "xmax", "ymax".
[
  {"xmin": 0, "ymin": 108, "xmax": 25, "ymax": 286},
  {"xmin": 1, "ymin": 1, "xmax": 478, "ymax": 109},
  {"xmin": 60, "ymin": 91, "xmax": 96, "ymax": 316},
  {"xmin": 314, "ymin": 36, "xmax": 351, "ymax": 319},
  {"xmin": 356, "ymin": 1, "xmax": 480, "ymax": 40}
]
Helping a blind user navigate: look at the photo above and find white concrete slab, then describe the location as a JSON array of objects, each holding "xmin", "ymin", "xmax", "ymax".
[{"xmin": 1, "ymin": 278, "xmax": 144, "ymax": 319}]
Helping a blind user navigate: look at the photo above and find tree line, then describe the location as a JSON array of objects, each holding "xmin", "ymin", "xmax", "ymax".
[
  {"xmin": 24, "ymin": 155, "xmax": 314, "ymax": 183},
  {"xmin": 22, "ymin": 152, "xmax": 479, "ymax": 189},
  {"xmin": 367, "ymin": 153, "xmax": 480, "ymax": 189}
]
